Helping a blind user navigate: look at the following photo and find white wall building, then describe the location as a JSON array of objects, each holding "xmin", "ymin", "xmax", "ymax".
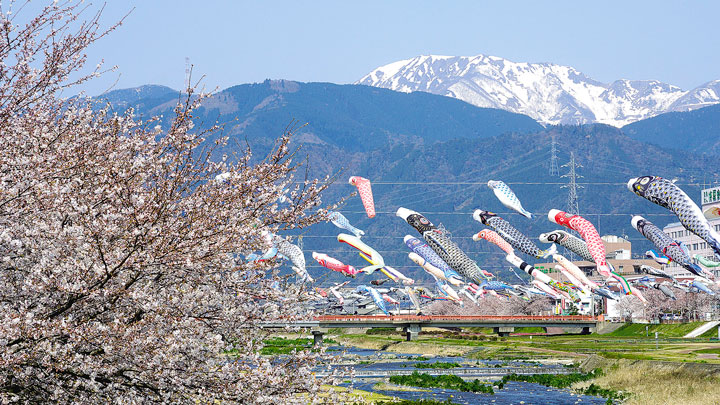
[{"xmin": 662, "ymin": 186, "xmax": 720, "ymax": 278}]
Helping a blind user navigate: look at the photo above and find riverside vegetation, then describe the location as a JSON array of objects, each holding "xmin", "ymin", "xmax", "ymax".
[
  {"xmin": 499, "ymin": 370, "xmax": 628, "ymax": 403},
  {"xmin": 388, "ymin": 369, "xmax": 626, "ymax": 403},
  {"xmin": 389, "ymin": 372, "xmax": 495, "ymax": 394},
  {"xmin": 258, "ymin": 337, "xmax": 337, "ymax": 355}
]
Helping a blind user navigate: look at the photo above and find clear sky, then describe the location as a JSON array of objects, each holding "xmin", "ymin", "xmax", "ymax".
[{"xmin": 40, "ymin": 0, "xmax": 720, "ymax": 95}]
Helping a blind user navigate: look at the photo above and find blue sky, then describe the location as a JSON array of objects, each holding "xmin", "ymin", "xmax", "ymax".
[{"xmin": 50, "ymin": 1, "xmax": 720, "ymax": 95}]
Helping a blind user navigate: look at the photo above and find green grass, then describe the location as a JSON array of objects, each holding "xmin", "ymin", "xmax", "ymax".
[
  {"xmin": 596, "ymin": 352, "xmax": 662, "ymax": 361},
  {"xmin": 512, "ymin": 327, "xmax": 546, "ymax": 333},
  {"xmin": 607, "ymin": 322, "xmax": 705, "ymax": 338},
  {"xmin": 421, "ymin": 337, "xmax": 495, "ymax": 346},
  {"xmin": 449, "ymin": 333, "xmax": 720, "ymax": 363},
  {"xmin": 264, "ymin": 337, "xmax": 313, "ymax": 346},
  {"xmin": 257, "ymin": 336, "xmax": 337, "ymax": 355},
  {"xmin": 339, "ymin": 330, "xmax": 720, "ymax": 364},
  {"xmin": 259, "ymin": 346, "xmax": 301, "ymax": 355},
  {"xmin": 694, "ymin": 348, "xmax": 720, "ymax": 355},
  {"xmin": 366, "ymin": 327, "xmax": 400, "ymax": 335},
  {"xmin": 698, "ymin": 325, "xmax": 720, "ymax": 339},
  {"xmin": 462, "ymin": 327, "xmax": 495, "ymax": 334},
  {"xmin": 389, "ymin": 372, "xmax": 495, "ymax": 394}
]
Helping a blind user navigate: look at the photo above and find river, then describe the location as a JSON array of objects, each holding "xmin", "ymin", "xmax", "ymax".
[{"xmin": 325, "ymin": 346, "xmax": 611, "ymax": 404}]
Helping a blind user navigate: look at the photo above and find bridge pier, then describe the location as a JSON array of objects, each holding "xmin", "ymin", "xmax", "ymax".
[
  {"xmin": 311, "ymin": 327, "xmax": 328, "ymax": 346},
  {"xmin": 493, "ymin": 326, "xmax": 514, "ymax": 337},
  {"xmin": 404, "ymin": 324, "xmax": 421, "ymax": 341}
]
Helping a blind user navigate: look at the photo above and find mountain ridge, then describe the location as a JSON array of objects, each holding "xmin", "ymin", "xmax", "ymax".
[
  {"xmin": 623, "ymin": 103, "xmax": 720, "ymax": 155},
  {"xmin": 98, "ymin": 80, "xmax": 543, "ymax": 152},
  {"xmin": 356, "ymin": 54, "xmax": 720, "ymax": 127}
]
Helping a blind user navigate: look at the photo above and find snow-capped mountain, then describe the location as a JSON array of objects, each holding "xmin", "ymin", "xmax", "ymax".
[{"xmin": 356, "ymin": 55, "xmax": 720, "ymax": 126}]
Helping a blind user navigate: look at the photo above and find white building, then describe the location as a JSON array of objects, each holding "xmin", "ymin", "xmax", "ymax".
[
  {"xmin": 535, "ymin": 234, "xmax": 655, "ymax": 280},
  {"xmin": 662, "ymin": 186, "xmax": 720, "ymax": 278},
  {"xmin": 602, "ymin": 235, "xmax": 632, "ymax": 260}
]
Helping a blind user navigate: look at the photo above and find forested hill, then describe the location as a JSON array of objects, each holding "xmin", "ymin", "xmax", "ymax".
[
  {"xmin": 95, "ymin": 82, "xmax": 720, "ymax": 285},
  {"xmin": 95, "ymin": 80, "xmax": 542, "ymax": 152},
  {"xmin": 623, "ymin": 103, "xmax": 720, "ymax": 156}
]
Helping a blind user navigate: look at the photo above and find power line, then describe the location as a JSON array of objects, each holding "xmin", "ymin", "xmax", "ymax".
[
  {"xmin": 338, "ymin": 181, "xmax": 708, "ymax": 186},
  {"xmin": 323, "ymin": 211, "xmax": 680, "ymax": 216},
  {"xmin": 300, "ymin": 234, "xmax": 671, "ymax": 241}
]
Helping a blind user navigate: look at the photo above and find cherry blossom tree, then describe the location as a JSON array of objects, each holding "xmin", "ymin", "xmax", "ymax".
[
  {"xmin": 642, "ymin": 289, "xmax": 668, "ymax": 321},
  {"xmin": 614, "ymin": 295, "xmax": 645, "ymax": 322},
  {"xmin": 1, "ymin": 2, "xmax": 334, "ymax": 403},
  {"xmin": 620, "ymin": 287, "xmax": 717, "ymax": 323}
]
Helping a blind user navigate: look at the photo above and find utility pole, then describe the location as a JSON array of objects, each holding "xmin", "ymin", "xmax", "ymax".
[
  {"xmin": 549, "ymin": 136, "xmax": 559, "ymax": 176},
  {"xmin": 561, "ymin": 152, "xmax": 583, "ymax": 215}
]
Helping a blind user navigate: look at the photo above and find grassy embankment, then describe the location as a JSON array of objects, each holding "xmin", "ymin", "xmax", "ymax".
[
  {"xmin": 699, "ymin": 324, "xmax": 720, "ymax": 338},
  {"xmin": 576, "ymin": 355, "xmax": 720, "ymax": 405},
  {"xmin": 606, "ymin": 322, "xmax": 705, "ymax": 337},
  {"xmin": 334, "ymin": 322, "xmax": 720, "ymax": 363}
]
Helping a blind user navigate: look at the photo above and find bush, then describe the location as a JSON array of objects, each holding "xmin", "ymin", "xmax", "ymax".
[
  {"xmin": 582, "ymin": 383, "xmax": 628, "ymax": 402},
  {"xmin": 389, "ymin": 372, "xmax": 494, "ymax": 394},
  {"xmin": 499, "ymin": 369, "xmax": 602, "ymax": 388}
]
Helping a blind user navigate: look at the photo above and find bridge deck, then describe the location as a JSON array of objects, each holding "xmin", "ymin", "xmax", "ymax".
[{"xmin": 261, "ymin": 315, "xmax": 598, "ymax": 339}]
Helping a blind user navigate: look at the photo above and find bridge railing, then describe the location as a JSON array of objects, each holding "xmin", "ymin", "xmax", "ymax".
[{"xmin": 314, "ymin": 314, "xmax": 597, "ymax": 322}]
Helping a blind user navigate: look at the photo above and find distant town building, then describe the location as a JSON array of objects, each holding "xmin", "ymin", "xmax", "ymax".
[
  {"xmin": 662, "ymin": 186, "xmax": 720, "ymax": 278},
  {"xmin": 535, "ymin": 235, "xmax": 656, "ymax": 281}
]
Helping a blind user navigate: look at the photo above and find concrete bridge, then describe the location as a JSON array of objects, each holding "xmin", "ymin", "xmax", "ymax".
[
  {"xmin": 314, "ymin": 366, "xmax": 579, "ymax": 379},
  {"xmin": 261, "ymin": 315, "xmax": 599, "ymax": 343}
]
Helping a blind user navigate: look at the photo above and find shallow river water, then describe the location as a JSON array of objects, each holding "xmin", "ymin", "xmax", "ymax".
[{"xmin": 328, "ymin": 346, "xmax": 610, "ymax": 404}]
